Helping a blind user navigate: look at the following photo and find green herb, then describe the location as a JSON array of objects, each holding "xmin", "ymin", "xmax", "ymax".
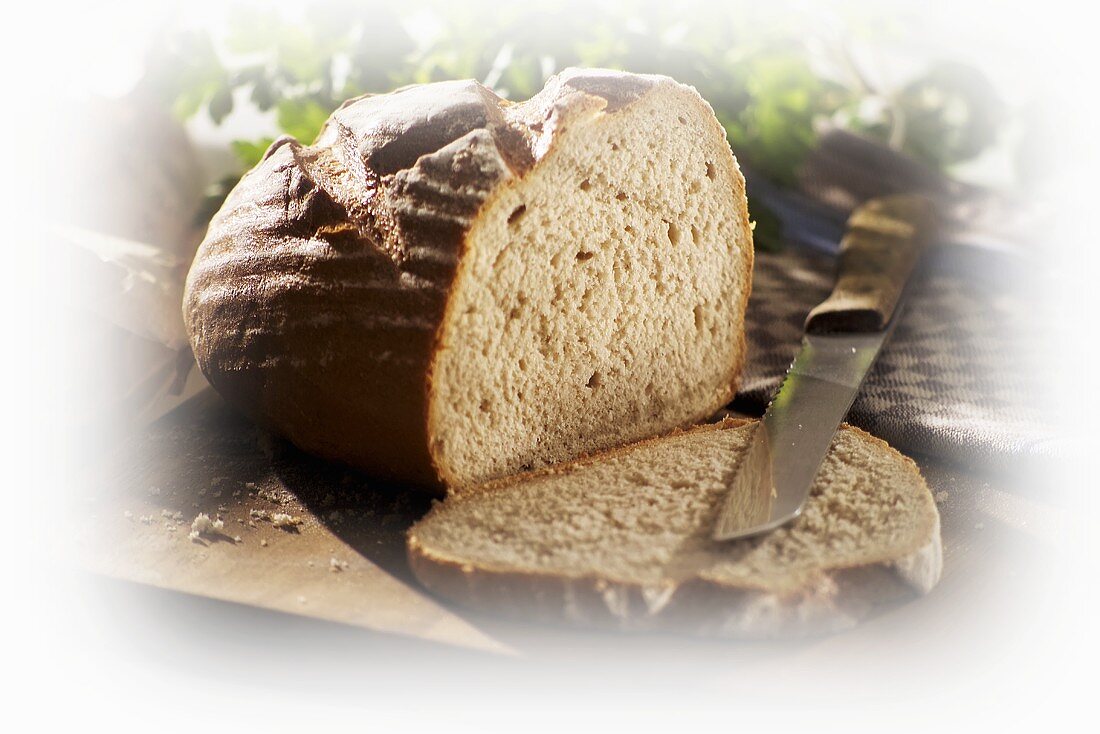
[
  {"xmin": 143, "ymin": 0, "xmax": 1011, "ymax": 243},
  {"xmin": 230, "ymin": 138, "xmax": 276, "ymax": 169}
]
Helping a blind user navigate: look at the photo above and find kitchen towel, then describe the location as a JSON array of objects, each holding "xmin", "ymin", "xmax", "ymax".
[
  {"xmin": 731, "ymin": 129, "xmax": 1061, "ymax": 469},
  {"xmin": 733, "ymin": 223, "xmax": 1058, "ymax": 470}
]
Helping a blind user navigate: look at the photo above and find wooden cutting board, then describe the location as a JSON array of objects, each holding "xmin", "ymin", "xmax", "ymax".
[
  {"xmin": 74, "ymin": 389, "xmax": 511, "ymax": 654},
  {"xmin": 73, "ymin": 388, "xmax": 1065, "ymax": 656}
]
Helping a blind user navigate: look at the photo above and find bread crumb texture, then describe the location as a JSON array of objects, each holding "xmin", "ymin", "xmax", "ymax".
[
  {"xmin": 409, "ymin": 421, "xmax": 942, "ymax": 638},
  {"xmin": 430, "ymin": 71, "xmax": 752, "ymax": 486},
  {"xmin": 184, "ymin": 68, "xmax": 753, "ymax": 490}
]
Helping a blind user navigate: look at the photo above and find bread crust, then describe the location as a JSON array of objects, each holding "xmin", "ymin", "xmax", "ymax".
[
  {"xmin": 407, "ymin": 421, "xmax": 943, "ymax": 638},
  {"xmin": 184, "ymin": 69, "xmax": 753, "ymax": 491}
]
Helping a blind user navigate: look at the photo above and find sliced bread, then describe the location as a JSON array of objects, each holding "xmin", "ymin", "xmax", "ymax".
[
  {"xmin": 183, "ymin": 68, "xmax": 754, "ymax": 491},
  {"xmin": 408, "ymin": 419, "xmax": 942, "ymax": 638}
]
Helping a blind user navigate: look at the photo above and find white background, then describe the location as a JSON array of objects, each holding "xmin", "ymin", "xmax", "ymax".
[{"xmin": 2, "ymin": 0, "xmax": 1097, "ymax": 730}]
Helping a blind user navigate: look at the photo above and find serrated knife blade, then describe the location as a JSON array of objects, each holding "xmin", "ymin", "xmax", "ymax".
[{"xmin": 713, "ymin": 195, "xmax": 936, "ymax": 542}]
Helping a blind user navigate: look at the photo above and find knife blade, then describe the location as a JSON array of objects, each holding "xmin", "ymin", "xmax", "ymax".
[{"xmin": 713, "ymin": 195, "xmax": 937, "ymax": 542}]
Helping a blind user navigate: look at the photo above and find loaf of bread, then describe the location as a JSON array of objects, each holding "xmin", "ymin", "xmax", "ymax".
[
  {"xmin": 408, "ymin": 419, "xmax": 942, "ymax": 638},
  {"xmin": 184, "ymin": 69, "xmax": 754, "ymax": 490}
]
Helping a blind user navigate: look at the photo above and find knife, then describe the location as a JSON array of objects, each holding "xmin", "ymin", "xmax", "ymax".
[{"xmin": 713, "ymin": 194, "xmax": 937, "ymax": 541}]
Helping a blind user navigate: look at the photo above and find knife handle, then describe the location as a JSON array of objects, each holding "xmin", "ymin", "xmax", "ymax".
[{"xmin": 805, "ymin": 195, "xmax": 937, "ymax": 334}]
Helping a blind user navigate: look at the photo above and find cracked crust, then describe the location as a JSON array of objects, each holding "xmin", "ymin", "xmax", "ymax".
[
  {"xmin": 184, "ymin": 69, "xmax": 753, "ymax": 491},
  {"xmin": 407, "ymin": 420, "xmax": 943, "ymax": 639}
]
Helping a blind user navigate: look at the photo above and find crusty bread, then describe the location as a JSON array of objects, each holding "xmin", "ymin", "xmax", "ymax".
[
  {"xmin": 408, "ymin": 419, "xmax": 942, "ymax": 638},
  {"xmin": 183, "ymin": 69, "xmax": 753, "ymax": 491}
]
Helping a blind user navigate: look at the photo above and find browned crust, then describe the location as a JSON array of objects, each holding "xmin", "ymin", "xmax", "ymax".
[
  {"xmin": 185, "ymin": 69, "xmax": 753, "ymax": 492},
  {"xmin": 407, "ymin": 422, "xmax": 943, "ymax": 639},
  {"xmin": 184, "ymin": 82, "xmax": 510, "ymax": 491}
]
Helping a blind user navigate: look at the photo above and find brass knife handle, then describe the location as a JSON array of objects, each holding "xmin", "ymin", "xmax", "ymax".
[{"xmin": 805, "ymin": 194, "xmax": 937, "ymax": 334}]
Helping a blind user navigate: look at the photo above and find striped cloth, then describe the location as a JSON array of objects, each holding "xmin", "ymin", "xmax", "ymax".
[{"xmin": 732, "ymin": 226, "xmax": 1057, "ymax": 469}]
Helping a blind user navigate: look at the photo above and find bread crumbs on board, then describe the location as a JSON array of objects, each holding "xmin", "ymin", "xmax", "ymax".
[
  {"xmin": 272, "ymin": 513, "xmax": 302, "ymax": 529},
  {"xmin": 188, "ymin": 512, "xmax": 225, "ymax": 542}
]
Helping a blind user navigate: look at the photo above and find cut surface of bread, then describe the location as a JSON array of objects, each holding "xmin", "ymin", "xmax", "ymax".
[
  {"xmin": 408, "ymin": 419, "xmax": 942, "ymax": 638},
  {"xmin": 430, "ymin": 74, "xmax": 750, "ymax": 485},
  {"xmin": 183, "ymin": 69, "xmax": 753, "ymax": 491}
]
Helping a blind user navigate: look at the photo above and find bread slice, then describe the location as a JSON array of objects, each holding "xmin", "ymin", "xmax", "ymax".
[
  {"xmin": 184, "ymin": 69, "xmax": 753, "ymax": 491},
  {"xmin": 408, "ymin": 419, "xmax": 943, "ymax": 638}
]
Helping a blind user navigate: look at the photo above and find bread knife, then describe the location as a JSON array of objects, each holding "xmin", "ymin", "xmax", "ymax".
[{"xmin": 713, "ymin": 194, "xmax": 937, "ymax": 541}]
